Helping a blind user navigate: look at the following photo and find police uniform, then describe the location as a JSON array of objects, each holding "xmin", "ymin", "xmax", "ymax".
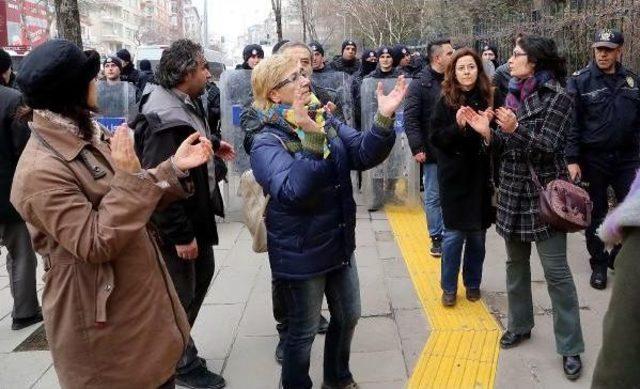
[{"xmin": 566, "ymin": 29, "xmax": 640, "ymax": 289}]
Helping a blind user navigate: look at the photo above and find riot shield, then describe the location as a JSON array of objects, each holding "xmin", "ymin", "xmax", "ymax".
[
  {"xmin": 311, "ymin": 71, "xmax": 354, "ymax": 128},
  {"xmin": 219, "ymin": 69, "xmax": 254, "ymax": 218},
  {"xmin": 96, "ymin": 80, "xmax": 138, "ymax": 135},
  {"xmin": 360, "ymin": 77, "xmax": 421, "ymax": 210}
]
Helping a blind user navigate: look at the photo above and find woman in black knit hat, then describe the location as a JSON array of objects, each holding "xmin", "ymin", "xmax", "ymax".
[{"xmin": 11, "ymin": 39, "xmax": 214, "ymax": 388}]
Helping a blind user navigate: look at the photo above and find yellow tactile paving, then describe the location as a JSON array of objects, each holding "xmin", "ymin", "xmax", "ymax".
[{"xmin": 385, "ymin": 205, "xmax": 502, "ymax": 389}]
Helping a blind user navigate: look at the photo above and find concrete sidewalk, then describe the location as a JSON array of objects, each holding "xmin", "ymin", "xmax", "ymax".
[{"xmin": 0, "ymin": 203, "xmax": 612, "ymax": 388}]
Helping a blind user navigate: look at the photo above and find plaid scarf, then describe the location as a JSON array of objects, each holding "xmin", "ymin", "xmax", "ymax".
[
  {"xmin": 505, "ymin": 70, "xmax": 554, "ymax": 111},
  {"xmin": 259, "ymin": 94, "xmax": 331, "ymax": 158}
]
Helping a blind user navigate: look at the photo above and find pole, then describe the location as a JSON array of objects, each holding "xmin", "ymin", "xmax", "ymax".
[{"xmin": 203, "ymin": 0, "xmax": 209, "ymax": 48}]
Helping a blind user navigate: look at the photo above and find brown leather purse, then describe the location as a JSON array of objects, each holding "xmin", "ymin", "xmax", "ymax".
[{"xmin": 528, "ymin": 162, "xmax": 593, "ymax": 232}]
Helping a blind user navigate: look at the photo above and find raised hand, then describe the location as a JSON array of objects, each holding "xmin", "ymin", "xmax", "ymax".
[
  {"xmin": 377, "ymin": 75, "xmax": 409, "ymax": 118},
  {"xmin": 293, "ymin": 83, "xmax": 321, "ymax": 133},
  {"xmin": 218, "ymin": 140, "xmax": 236, "ymax": 161},
  {"xmin": 463, "ymin": 109, "xmax": 491, "ymax": 140},
  {"xmin": 456, "ymin": 106, "xmax": 470, "ymax": 129},
  {"xmin": 111, "ymin": 125, "xmax": 141, "ymax": 174},
  {"xmin": 495, "ymin": 107, "xmax": 518, "ymax": 133},
  {"xmin": 173, "ymin": 132, "xmax": 214, "ymax": 172}
]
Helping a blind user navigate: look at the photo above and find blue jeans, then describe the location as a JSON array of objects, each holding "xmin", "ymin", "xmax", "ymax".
[
  {"xmin": 441, "ymin": 229, "xmax": 486, "ymax": 294},
  {"xmin": 280, "ymin": 258, "xmax": 361, "ymax": 389},
  {"xmin": 423, "ymin": 163, "xmax": 443, "ymax": 239}
]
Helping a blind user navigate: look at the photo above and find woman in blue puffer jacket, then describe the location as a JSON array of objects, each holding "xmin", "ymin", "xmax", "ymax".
[{"xmin": 248, "ymin": 54, "xmax": 407, "ymax": 389}]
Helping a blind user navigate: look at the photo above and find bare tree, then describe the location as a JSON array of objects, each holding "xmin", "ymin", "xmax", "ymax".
[
  {"xmin": 271, "ymin": 0, "xmax": 283, "ymax": 41},
  {"xmin": 54, "ymin": 0, "xmax": 82, "ymax": 46}
]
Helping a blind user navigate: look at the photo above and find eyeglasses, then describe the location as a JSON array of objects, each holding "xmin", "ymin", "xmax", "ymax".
[
  {"xmin": 273, "ymin": 70, "xmax": 304, "ymax": 90},
  {"xmin": 512, "ymin": 50, "xmax": 527, "ymax": 58}
]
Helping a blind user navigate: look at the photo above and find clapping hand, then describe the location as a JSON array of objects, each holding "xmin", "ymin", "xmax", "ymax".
[
  {"xmin": 111, "ymin": 125, "xmax": 142, "ymax": 174},
  {"xmin": 217, "ymin": 141, "xmax": 236, "ymax": 161},
  {"xmin": 495, "ymin": 107, "xmax": 518, "ymax": 133},
  {"xmin": 456, "ymin": 106, "xmax": 473, "ymax": 129},
  {"xmin": 173, "ymin": 132, "xmax": 214, "ymax": 173},
  {"xmin": 463, "ymin": 109, "xmax": 491, "ymax": 141},
  {"xmin": 377, "ymin": 75, "xmax": 409, "ymax": 118}
]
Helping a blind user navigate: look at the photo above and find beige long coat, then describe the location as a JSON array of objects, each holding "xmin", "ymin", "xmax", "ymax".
[{"xmin": 10, "ymin": 110, "xmax": 191, "ymax": 388}]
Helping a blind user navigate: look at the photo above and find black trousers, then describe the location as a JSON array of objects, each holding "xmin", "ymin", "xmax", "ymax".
[
  {"xmin": 161, "ymin": 242, "xmax": 215, "ymax": 374},
  {"xmin": 582, "ymin": 150, "xmax": 640, "ymax": 270}
]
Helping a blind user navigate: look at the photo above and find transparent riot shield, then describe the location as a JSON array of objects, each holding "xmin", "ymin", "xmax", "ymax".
[
  {"xmin": 311, "ymin": 71, "xmax": 354, "ymax": 128},
  {"xmin": 219, "ymin": 69, "xmax": 254, "ymax": 217},
  {"xmin": 96, "ymin": 80, "xmax": 138, "ymax": 135},
  {"xmin": 360, "ymin": 77, "xmax": 421, "ymax": 210}
]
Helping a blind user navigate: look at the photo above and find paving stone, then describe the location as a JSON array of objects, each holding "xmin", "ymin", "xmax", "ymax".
[
  {"xmin": 350, "ymin": 350, "xmax": 407, "ymax": 383},
  {"xmin": 222, "ymin": 335, "xmax": 280, "ymax": 389},
  {"xmin": 399, "ymin": 335, "xmax": 428, "ymax": 376},
  {"xmin": 376, "ymin": 241, "xmax": 402, "ymax": 259},
  {"xmin": 393, "ymin": 308, "xmax": 429, "ymax": 340},
  {"xmin": 371, "ymin": 219, "xmax": 392, "ymax": 232},
  {"xmin": 386, "ymin": 277, "xmax": 421, "ymax": 310},
  {"xmin": 0, "ymin": 351, "xmax": 52, "ymax": 388},
  {"xmin": 358, "ymin": 266, "xmax": 391, "ymax": 317},
  {"xmin": 237, "ymin": 288, "xmax": 277, "ymax": 337},
  {"xmin": 359, "ymin": 381, "xmax": 406, "ymax": 389},
  {"xmin": 204, "ymin": 265, "xmax": 260, "ymax": 305},
  {"xmin": 31, "ymin": 365, "xmax": 60, "ymax": 389},
  {"xmin": 382, "ymin": 257, "xmax": 411, "ymax": 279},
  {"xmin": 0, "ymin": 314, "xmax": 41, "ymax": 353},
  {"xmin": 191, "ymin": 304, "xmax": 244, "ymax": 360},
  {"xmin": 351, "ymin": 317, "xmax": 402, "ymax": 353}
]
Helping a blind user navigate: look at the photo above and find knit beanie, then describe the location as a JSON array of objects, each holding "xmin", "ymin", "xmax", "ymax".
[
  {"xmin": 376, "ymin": 46, "xmax": 393, "ymax": 58},
  {"xmin": 243, "ymin": 44, "xmax": 264, "ymax": 62},
  {"xmin": 103, "ymin": 55, "xmax": 123, "ymax": 71},
  {"xmin": 139, "ymin": 59, "xmax": 152, "ymax": 71},
  {"xmin": 17, "ymin": 40, "xmax": 100, "ymax": 110},
  {"xmin": 116, "ymin": 48, "xmax": 132, "ymax": 63},
  {"xmin": 309, "ymin": 41, "xmax": 325, "ymax": 56},
  {"xmin": 392, "ymin": 45, "xmax": 410, "ymax": 67},
  {"xmin": 341, "ymin": 40, "xmax": 357, "ymax": 53}
]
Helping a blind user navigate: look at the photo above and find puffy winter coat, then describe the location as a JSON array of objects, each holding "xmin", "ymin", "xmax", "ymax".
[{"xmin": 249, "ymin": 113, "xmax": 395, "ymax": 279}]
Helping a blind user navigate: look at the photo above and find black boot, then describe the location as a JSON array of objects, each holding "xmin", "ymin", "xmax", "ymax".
[
  {"xmin": 12, "ymin": 312, "xmax": 43, "ymax": 331},
  {"xmin": 430, "ymin": 236, "xmax": 442, "ymax": 258},
  {"xmin": 563, "ymin": 355, "xmax": 582, "ymax": 380},
  {"xmin": 176, "ymin": 365, "xmax": 226, "ymax": 389},
  {"xmin": 499, "ymin": 331, "xmax": 531, "ymax": 349},
  {"xmin": 590, "ymin": 267, "xmax": 607, "ymax": 290}
]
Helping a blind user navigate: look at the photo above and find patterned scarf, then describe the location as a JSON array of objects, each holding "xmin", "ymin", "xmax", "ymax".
[
  {"xmin": 505, "ymin": 70, "xmax": 555, "ymax": 111},
  {"xmin": 259, "ymin": 94, "xmax": 331, "ymax": 158}
]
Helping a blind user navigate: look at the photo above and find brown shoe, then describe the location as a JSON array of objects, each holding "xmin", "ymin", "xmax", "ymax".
[
  {"xmin": 466, "ymin": 288, "xmax": 481, "ymax": 302},
  {"xmin": 442, "ymin": 292, "xmax": 456, "ymax": 307}
]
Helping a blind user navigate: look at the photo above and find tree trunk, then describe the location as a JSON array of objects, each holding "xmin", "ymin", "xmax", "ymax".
[
  {"xmin": 300, "ymin": 0, "xmax": 307, "ymax": 42},
  {"xmin": 271, "ymin": 0, "xmax": 283, "ymax": 42},
  {"xmin": 54, "ymin": 0, "xmax": 82, "ymax": 47}
]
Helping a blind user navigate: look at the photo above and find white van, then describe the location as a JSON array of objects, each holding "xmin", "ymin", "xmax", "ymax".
[{"xmin": 135, "ymin": 44, "xmax": 227, "ymax": 80}]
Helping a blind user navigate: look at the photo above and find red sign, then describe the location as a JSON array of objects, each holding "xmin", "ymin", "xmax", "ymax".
[{"xmin": 1, "ymin": 0, "xmax": 49, "ymax": 47}]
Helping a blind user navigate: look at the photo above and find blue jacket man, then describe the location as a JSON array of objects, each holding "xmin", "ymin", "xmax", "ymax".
[{"xmin": 566, "ymin": 29, "xmax": 640, "ymax": 290}]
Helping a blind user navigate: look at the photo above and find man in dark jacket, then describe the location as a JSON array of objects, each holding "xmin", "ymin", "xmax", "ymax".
[
  {"xmin": 137, "ymin": 39, "xmax": 234, "ymax": 389},
  {"xmin": 310, "ymin": 41, "xmax": 330, "ymax": 73},
  {"xmin": 393, "ymin": 44, "xmax": 421, "ymax": 78},
  {"xmin": 329, "ymin": 39, "xmax": 361, "ymax": 75},
  {"xmin": 566, "ymin": 29, "xmax": 640, "ymax": 290},
  {"xmin": 0, "ymin": 85, "xmax": 42, "ymax": 330},
  {"xmin": 138, "ymin": 59, "xmax": 155, "ymax": 92},
  {"xmin": 0, "ymin": 49, "xmax": 17, "ymax": 89},
  {"xmin": 404, "ymin": 39, "xmax": 454, "ymax": 257},
  {"xmin": 235, "ymin": 44, "xmax": 264, "ymax": 70},
  {"xmin": 116, "ymin": 48, "xmax": 142, "ymax": 91},
  {"xmin": 351, "ymin": 49, "xmax": 378, "ymax": 131}
]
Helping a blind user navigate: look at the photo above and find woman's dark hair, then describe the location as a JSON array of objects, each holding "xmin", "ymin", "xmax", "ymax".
[
  {"xmin": 156, "ymin": 39, "xmax": 205, "ymax": 89},
  {"xmin": 18, "ymin": 88, "xmax": 96, "ymax": 141},
  {"xmin": 518, "ymin": 35, "xmax": 567, "ymax": 84},
  {"xmin": 441, "ymin": 47, "xmax": 492, "ymax": 109}
]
